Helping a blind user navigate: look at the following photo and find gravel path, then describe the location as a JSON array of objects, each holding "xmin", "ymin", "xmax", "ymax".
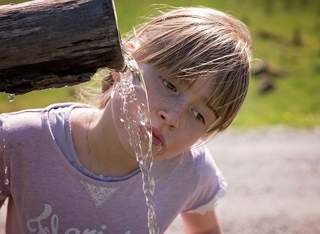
[
  {"xmin": 0, "ymin": 127, "xmax": 319, "ymax": 233},
  {"xmin": 166, "ymin": 127, "xmax": 320, "ymax": 234}
]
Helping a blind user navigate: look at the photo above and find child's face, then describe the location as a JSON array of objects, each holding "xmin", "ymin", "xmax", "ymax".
[
  {"xmin": 111, "ymin": 63, "xmax": 217, "ymax": 160},
  {"xmin": 140, "ymin": 63, "xmax": 217, "ymax": 160}
]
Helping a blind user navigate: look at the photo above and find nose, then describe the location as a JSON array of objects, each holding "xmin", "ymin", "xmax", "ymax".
[{"xmin": 158, "ymin": 107, "xmax": 183, "ymax": 130}]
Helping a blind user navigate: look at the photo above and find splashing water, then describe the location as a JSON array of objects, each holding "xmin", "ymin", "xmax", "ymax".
[
  {"xmin": 112, "ymin": 51, "xmax": 159, "ymax": 234},
  {"xmin": 7, "ymin": 94, "xmax": 15, "ymax": 103}
]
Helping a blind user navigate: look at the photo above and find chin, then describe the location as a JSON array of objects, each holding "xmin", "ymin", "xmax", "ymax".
[
  {"xmin": 153, "ymin": 150, "xmax": 180, "ymax": 161},
  {"xmin": 152, "ymin": 149, "xmax": 167, "ymax": 160}
]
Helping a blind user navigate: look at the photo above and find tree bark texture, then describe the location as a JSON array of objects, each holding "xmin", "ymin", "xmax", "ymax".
[{"xmin": 0, "ymin": 0, "xmax": 124, "ymax": 94}]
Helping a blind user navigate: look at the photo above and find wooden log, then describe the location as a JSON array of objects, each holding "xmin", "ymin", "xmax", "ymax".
[{"xmin": 0, "ymin": 0, "xmax": 124, "ymax": 94}]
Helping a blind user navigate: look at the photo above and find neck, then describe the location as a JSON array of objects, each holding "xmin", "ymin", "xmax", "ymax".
[{"xmin": 72, "ymin": 103, "xmax": 139, "ymax": 177}]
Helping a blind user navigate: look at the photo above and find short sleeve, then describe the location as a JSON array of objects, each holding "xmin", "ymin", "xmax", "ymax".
[
  {"xmin": 181, "ymin": 147, "xmax": 227, "ymax": 215},
  {"xmin": 0, "ymin": 115, "xmax": 11, "ymax": 205}
]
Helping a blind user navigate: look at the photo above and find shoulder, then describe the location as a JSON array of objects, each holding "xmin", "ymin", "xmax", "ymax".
[
  {"xmin": 180, "ymin": 146, "xmax": 227, "ymax": 213},
  {"xmin": 181, "ymin": 146, "xmax": 227, "ymax": 196},
  {"xmin": 0, "ymin": 102, "xmax": 81, "ymax": 138},
  {"xmin": 0, "ymin": 107, "xmax": 45, "ymax": 134},
  {"xmin": 1, "ymin": 102, "xmax": 82, "ymax": 128},
  {"xmin": 185, "ymin": 147, "xmax": 222, "ymax": 179}
]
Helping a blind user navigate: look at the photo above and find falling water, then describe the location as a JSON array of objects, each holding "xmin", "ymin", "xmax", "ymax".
[
  {"xmin": 115, "ymin": 51, "xmax": 159, "ymax": 234},
  {"xmin": 7, "ymin": 94, "xmax": 15, "ymax": 103}
]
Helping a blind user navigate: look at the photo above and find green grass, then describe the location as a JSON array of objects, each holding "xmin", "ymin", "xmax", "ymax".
[
  {"xmin": 0, "ymin": 0, "xmax": 319, "ymax": 128},
  {"xmin": 0, "ymin": 87, "xmax": 77, "ymax": 113}
]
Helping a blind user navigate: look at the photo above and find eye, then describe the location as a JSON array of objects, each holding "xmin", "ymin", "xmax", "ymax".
[
  {"xmin": 162, "ymin": 79, "xmax": 178, "ymax": 93},
  {"xmin": 191, "ymin": 107, "xmax": 206, "ymax": 125}
]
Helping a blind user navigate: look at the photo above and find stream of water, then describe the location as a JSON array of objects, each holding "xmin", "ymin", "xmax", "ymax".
[{"xmin": 114, "ymin": 51, "xmax": 160, "ymax": 234}]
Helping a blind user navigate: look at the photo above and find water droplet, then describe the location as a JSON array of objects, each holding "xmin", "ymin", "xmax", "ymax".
[
  {"xmin": 4, "ymin": 166, "xmax": 8, "ymax": 175},
  {"xmin": 4, "ymin": 179, "xmax": 9, "ymax": 185},
  {"xmin": 119, "ymin": 118, "xmax": 125, "ymax": 123},
  {"xmin": 7, "ymin": 93, "xmax": 16, "ymax": 103}
]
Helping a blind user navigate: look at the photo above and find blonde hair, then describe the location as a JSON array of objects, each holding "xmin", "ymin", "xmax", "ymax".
[{"xmin": 98, "ymin": 7, "xmax": 251, "ymax": 134}]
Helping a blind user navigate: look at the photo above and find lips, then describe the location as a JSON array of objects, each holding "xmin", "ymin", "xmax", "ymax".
[{"xmin": 151, "ymin": 127, "xmax": 165, "ymax": 147}]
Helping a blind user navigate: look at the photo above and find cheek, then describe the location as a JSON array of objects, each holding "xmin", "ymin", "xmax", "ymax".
[
  {"xmin": 183, "ymin": 131, "xmax": 202, "ymax": 145},
  {"xmin": 147, "ymin": 86, "xmax": 170, "ymax": 112},
  {"xmin": 179, "ymin": 117, "xmax": 207, "ymax": 136},
  {"xmin": 144, "ymin": 76, "xmax": 172, "ymax": 106},
  {"xmin": 112, "ymin": 83, "xmax": 149, "ymax": 113},
  {"xmin": 171, "ymin": 129, "xmax": 204, "ymax": 150}
]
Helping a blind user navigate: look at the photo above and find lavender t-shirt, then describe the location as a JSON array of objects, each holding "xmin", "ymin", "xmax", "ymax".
[{"xmin": 0, "ymin": 103, "xmax": 226, "ymax": 234}]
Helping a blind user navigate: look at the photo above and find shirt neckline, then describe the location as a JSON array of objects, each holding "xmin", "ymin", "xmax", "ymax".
[{"xmin": 43, "ymin": 102, "xmax": 141, "ymax": 185}]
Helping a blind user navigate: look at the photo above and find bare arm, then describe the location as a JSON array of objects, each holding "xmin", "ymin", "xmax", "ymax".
[{"xmin": 181, "ymin": 209, "xmax": 222, "ymax": 234}]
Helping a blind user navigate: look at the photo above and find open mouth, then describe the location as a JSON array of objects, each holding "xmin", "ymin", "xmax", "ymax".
[
  {"xmin": 151, "ymin": 127, "xmax": 165, "ymax": 147},
  {"xmin": 152, "ymin": 134, "xmax": 162, "ymax": 146},
  {"xmin": 136, "ymin": 125, "xmax": 165, "ymax": 150}
]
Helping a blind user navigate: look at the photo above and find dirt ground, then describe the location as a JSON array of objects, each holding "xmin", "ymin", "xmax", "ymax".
[
  {"xmin": 166, "ymin": 127, "xmax": 320, "ymax": 234},
  {"xmin": 0, "ymin": 127, "xmax": 319, "ymax": 233}
]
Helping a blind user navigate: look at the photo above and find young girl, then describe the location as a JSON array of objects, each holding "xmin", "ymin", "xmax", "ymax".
[{"xmin": 0, "ymin": 6, "xmax": 251, "ymax": 234}]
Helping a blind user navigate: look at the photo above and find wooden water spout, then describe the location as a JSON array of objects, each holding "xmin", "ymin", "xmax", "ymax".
[{"xmin": 0, "ymin": 0, "xmax": 124, "ymax": 94}]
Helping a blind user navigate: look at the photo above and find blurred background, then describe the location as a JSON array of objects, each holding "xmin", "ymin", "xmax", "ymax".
[{"xmin": 0, "ymin": 0, "xmax": 319, "ymax": 233}]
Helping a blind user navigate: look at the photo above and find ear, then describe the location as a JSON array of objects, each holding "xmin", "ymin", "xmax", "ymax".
[{"xmin": 111, "ymin": 71, "xmax": 120, "ymax": 82}]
